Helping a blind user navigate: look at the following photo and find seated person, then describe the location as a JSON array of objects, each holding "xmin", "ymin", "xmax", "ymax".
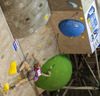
[{"xmin": 10, "ymin": 55, "xmax": 51, "ymax": 89}]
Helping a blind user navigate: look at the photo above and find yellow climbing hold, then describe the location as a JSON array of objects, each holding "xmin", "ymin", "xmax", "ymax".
[
  {"xmin": 9, "ymin": 61, "xmax": 17, "ymax": 75},
  {"xmin": 47, "ymin": 39, "xmax": 50, "ymax": 41},
  {"xmin": 25, "ymin": 78, "xmax": 28, "ymax": 82},
  {"xmin": 50, "ymin": 66, "xmax": 52, "ymax": 69},
  {"xmin": 81, "ymin": 36, "xmax": 84, "ymax": 39},
  {"xmin": 58, "ymin": 89, "xmax": 60, "ymax": 92},
  {"xmin": 14, "ymin": 90, "xmax": 16, "ymax": 92},
  {"xmin": 18, "ymin": 77, "xmax": 21, "ymax": 80},
  {"xmin": 79, "ymin": 6, "xmax": 82, "ymax": 10},
  {"xmin": 38, "ymin": 46, "xmax": 41, "ymax": 48},
  {"xmin": 42, "ymin": 31, "xmax": 45, "ymax": 34},
  {"xmin": 3, "ymin": 83, "xmax": 9, "ymax": 92},
  {"xmin": 28, "ymin": 68, "xmax": 31, "ymax": 71},
  {"xmin": 80, "ymin": 17, "xmax": 84, "ymax": 20},
  {"xmin": 69, "ymin": 37, "xmax": 73, "ymax": 39},
  {"xmin": 45, "ymin": 16, "xmax": 48, "ymax": 20},
  {"xmin": 31, "ymin": 85, "xmax": 34, "ymax": 87},
  {"xmin": 3, "ymin": 91, "xmax": 5, "ymax": 93},
  {"xmin": 74, "ymin": 25, "xmax": 78, "ymax": 27},
  {"xmin": 57, "ymin": 47, "xmax": 59, "ymax": 50}
]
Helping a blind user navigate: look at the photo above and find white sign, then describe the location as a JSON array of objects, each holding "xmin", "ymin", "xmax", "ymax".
[{"xmin": 85, "ymin": 0, "xmax": 100, "ymax": 53}]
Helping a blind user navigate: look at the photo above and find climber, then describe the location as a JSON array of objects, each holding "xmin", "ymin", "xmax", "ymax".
[{"xmin": 10, "ymin": 54, "xmax": 51, "ymax": 90}]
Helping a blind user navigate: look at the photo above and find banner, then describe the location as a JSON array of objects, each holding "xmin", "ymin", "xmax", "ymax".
[{"xmin": 85, "ymin": 0, "xmax": 100, "ymax": 53}]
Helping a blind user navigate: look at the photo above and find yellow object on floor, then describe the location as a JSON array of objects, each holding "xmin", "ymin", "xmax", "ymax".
[
  {"xmin": 3, "ymin": 83, "xmax": 9, "ymax": 92},
  {"xmin": 9, "ymin": 61, "xmax": 17, "ymax": 75}
]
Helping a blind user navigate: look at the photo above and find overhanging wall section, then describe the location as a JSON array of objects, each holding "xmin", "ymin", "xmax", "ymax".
[
  {"xmin": 49, "ymin": 0, "xmax": 92, "ymax": 54},
  {"xmin": 0, "ymin": 0, "xmax": 51, "ymax": 38}
]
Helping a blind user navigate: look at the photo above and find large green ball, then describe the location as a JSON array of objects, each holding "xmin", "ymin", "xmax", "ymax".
[{"xmin": 35, "ymin": 54, "xmax": 72, "ymax": 91}]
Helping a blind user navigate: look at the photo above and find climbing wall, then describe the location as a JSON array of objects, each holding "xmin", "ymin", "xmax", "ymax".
[
  {"xmin": 0, "ymin": 0, "xmax": 51, "ymax": 38},
  {"xmin": 48, "ymin": 0, "xmax": 93, "ymax": 54},
  {"xmin": 18, "ymin": 19, "xmax": 58, "ymax": 66},
  {"xmin": 0, "ymin": 7, "xmax": 38, "ymax": 96},
  {"xmin": 18, "ymin": 19, "xmax": 58, "ymax": 94}
]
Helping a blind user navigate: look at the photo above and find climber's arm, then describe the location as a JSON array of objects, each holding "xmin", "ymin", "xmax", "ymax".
[
  {"xmin": 32, "ymin": 54, "xmax": 40, "ymax": 65},
  {"xmin": 41, "ymin": 71, "xmax": 51, "ymax": 77}
]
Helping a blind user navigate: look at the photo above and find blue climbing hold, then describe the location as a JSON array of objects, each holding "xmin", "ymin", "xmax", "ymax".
[{"xmin": 58, "ymin": 19, "xmax": 85, "ymax": 37}]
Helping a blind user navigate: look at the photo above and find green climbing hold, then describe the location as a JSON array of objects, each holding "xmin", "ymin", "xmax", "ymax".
[{"xmin": 35, "ymin": 54, "xmax": 72, "ymax": 91}]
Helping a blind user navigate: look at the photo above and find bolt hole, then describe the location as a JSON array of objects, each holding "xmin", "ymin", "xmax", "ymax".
[
  {"xmin": 39, "ymin": 3, "xmax": 42, "ymax": 7},
  {"xmin": 42, "ymin": 58, "xmax": 46, "ymax": 61},
  {"xmin": 1, "ymin": 55, "xmax": 4, "ymax": 59},
  {"xmin": 25, "ymin": 18, "xmax": 30, "ymax": 21}
]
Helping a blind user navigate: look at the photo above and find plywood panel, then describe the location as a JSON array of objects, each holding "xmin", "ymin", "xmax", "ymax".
[
  {"xmin": 48, "ymin": 0, "xmax": 82, "ymax": 11},
  {"xmin": 50, "ymin": 11, "xmax": 92, "ymax": 54}
]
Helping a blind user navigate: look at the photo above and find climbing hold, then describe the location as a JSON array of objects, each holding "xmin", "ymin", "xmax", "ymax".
[
  {"xmin": 81, "ymin": 36, "xmax": 84, "ymax": 39},
  {"xmin": 14, "ymin": 90, "xmax": 16, "ymax": 92},
  {"xmin": 31, "ymin": 85, "xmax": 34, "ymax": 87},
  {"xmin": 57, "ymin": 47, "xmax": 59, "ymax": 50},
  {"xmin": 47, "ymin": 39, "xmax": 50, "ymax": 41},
  {"xmin": 50, "ymin": 66, "xmax": 52, "ymax": 69},
  {"xmin": 35, "ymin": 54, "xmax": 72, "ymax": 91},
  {"xmin": 43, "ymin": 31, "xmax": 45, "ymax": 33},
  {"xmin": 18, "ymin": 77, "xmax": 21, "ymax": 80},
  {"xmin": 74, "ymin": 24, "xmax": 78, "ymax": 27},
  {"xmin": 45, "ymin": 16, "xmax": 48, "ymax": 20},
  {"xmin": 58, "ymin": 89, "xmax": 60, "ymax": 92},
  {"xmin": 80, "ymin": 17, "xmax": 84, "ymax": 20},
  {"xmin": 26, "ymin": 78, "xmax": 28, "ymax": 82},
  {"xmin": 59, "ymin": 19, "xmax": 85, "ymax": 37},
  {"xmin": 3, "ymin": 83, "xmax": 9, "ymax": 92},
  {"xmin": 67, "ymin": 1, "xmax": 78, "ymax": 8},
  {"xmin": 9, "ymin": 61, "xmax": 17, "ymax": 75},
  {"xmin": 38, "ymin": 46, "xmax": 41, "ymax": 48},
  {"xmin": 79, "ymin": 6, "xmax": 82, "ymax": 10},
  {"xmin": 69, "ymin": 37, "xmax": 73, "ymax": 39}
]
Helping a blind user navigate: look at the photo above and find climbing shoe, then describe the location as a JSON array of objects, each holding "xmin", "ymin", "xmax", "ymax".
[{"xmin": 10, "ymin": 85, "xmax": 15, "ymax": 90}]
